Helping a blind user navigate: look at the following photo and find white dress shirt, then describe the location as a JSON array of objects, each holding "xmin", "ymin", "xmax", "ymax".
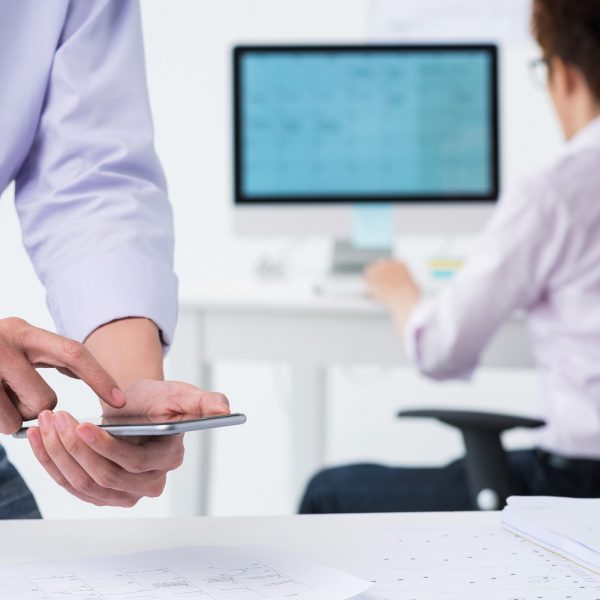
[{"xmin": 406, "ymin": 116, "xmax": 600, "ymax": 459}]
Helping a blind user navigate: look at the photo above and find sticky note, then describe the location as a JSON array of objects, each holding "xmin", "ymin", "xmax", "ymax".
[
  {"xmin": 427, "ymin": 258, "xmax": 465, "ymax": 280},
  {"xmin": 351, "ymin": 204, "xmax": 394, "ymax": 250}
]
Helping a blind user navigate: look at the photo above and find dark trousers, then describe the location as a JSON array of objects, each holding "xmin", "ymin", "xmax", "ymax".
[
  {"xmin": 299, "ymin": 449, "xmax": 600, "ymax": 514},
  {"xmin": 0, "ymin": 445, "xmax": 41, "ymax": 519}
]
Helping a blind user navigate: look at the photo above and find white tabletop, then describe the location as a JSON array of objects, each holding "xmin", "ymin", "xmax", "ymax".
[
  {"xmin": 179, "ymin": 277, "xmax": 527, "ymax": 323},
  {"xmin": 175, "ymin": 278, "xmax": 532, "ymax": 370},
  {"xmin": 180, "ymin": 278, "xmax": 383, "ymax": 315},
  {"xmin": 0, "ymin": 512, "xmax": 497, "ymax": 567}
]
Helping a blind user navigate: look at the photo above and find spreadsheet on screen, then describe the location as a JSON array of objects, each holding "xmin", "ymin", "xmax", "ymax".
[{"xmin": 239, "ymin": 49, "xmax": 494, "ymax": 199}]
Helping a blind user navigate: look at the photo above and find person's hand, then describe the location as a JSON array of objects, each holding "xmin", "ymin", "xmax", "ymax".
[
  {"xmin": 364, "ymin": 260, "xmax": 420, "ymax": 309},
  {"xmin": 0, "ymin": 318, "xmax": 126, "ymax": 435},
  {"xmin": 26, "ymin": 380, "xmax": 230, "ymax": 507},
  {"xmin": 364, "ymin": 260, "xmax": 422, "ymax": 335}
]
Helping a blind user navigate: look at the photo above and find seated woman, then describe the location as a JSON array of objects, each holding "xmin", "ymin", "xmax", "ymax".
[{"xmin": 300, "ymin": 0, "xmax": 600, "ymax": 514}]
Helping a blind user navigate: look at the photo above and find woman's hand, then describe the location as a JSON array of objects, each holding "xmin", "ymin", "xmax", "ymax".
[
  {"xmin": 365, "ymin": 260, "xmax": 419, "ymax": 306},
  {"xmin": 364, "ymin": 260, "xmax": 422, "ymax": 335},
  {"xmin": 27, "ymin": 379, "xmax": 230, "ymax": 507},
  {"xmin": 0, "ymin": 317, "xmax": 125, "ymax": 435}
]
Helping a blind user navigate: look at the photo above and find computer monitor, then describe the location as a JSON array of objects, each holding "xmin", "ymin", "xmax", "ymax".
[{"xmin": 233, "ymin": 44, "xmax": 499, "ymax": 238}]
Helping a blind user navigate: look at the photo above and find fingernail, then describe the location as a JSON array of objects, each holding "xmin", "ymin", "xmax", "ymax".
[
  {"xmin": 212, "ymin": 393, "xmax": 229, "ymax": 407},
  {"xmin": 39, "ymin": 411, "xmax": 51, "ymax": 431},
  {"xmin": 54, "ymin": 412, "xmax": 67, "ymax": 433},
  {"xmin": 77, "ymin": 426, "xmax": 96, "ymax": 444},
  {"xmin": 111, "ymin": 388, "xmax": 127, "ymax": 407}
]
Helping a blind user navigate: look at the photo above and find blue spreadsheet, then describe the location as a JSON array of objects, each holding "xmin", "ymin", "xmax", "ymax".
[{"xmin": 239, "ymin": 50, "xmax": 494, "ymax": 198}]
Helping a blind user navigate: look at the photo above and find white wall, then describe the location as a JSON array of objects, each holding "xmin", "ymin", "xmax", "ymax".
[{"xmin": 0, "ymin": 0, "xmax": 562, "ymax": 519}]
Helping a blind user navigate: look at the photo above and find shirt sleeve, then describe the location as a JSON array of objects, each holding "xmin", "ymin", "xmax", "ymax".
[
  {"xmin": 13, "ymin": 0, "xmax": 178, "ymax": 347},
  {"xmin": 405, "ymin": 175, "xmax": 568, "ymax": 380}
]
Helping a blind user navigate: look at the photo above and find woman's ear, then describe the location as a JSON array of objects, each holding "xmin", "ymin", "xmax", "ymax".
[
  {"xmin": 563, "ymin": 61, "xmax": 585, "ymax": 97},
  {"xmin": 546, "ymin": 57, "xmax": 572, "ymax": 138},
  {"xmin": 548, "ymin": 56, "xmax": 569, "ymax": 96},
  {"xmin": 552, "ymin": 56, "xmax": 589, "ymax": 97},
  {"xmin": 547, "ymin": 56, "xmax": 597, "ymax": 140}
]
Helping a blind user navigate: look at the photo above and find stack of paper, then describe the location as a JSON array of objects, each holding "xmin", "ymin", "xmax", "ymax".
[{"xmin": 502, "ymin": 496, "xmax": 600, "ymax": 574}]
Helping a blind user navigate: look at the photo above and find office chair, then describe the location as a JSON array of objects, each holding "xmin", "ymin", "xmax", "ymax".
[{"xmin": 398, "ymin": 409, "xmax": 545, "ymax": 510}]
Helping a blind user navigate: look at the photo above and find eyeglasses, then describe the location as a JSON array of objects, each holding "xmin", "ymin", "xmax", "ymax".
[{"xmin": 529, "ymin": 57, "xmax": 550, "ymax": 88}]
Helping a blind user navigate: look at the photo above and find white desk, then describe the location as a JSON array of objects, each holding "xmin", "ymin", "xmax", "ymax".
[
  {"xmin": 0, "ymin": 511, "xmax": 496, "ymax": 566},
  {"xmin": 4, "ymin": 512, "xmax": 596, "ymax": 599},
  {"xmin": 167, "ymin": 279, "xmax": 534, "ymax": 516}
]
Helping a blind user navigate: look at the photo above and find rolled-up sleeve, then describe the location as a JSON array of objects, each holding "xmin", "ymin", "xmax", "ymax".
[
  {"xmin": 14, "ymin": 0, "xmax": 177, "ymax": 346},
  {"xmin": 404, "ymin": 175, "xmax": 567, "ymax": 380}
]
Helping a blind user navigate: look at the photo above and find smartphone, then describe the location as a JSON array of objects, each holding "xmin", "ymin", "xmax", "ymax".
[{"xmin": 12, "ymin": 413, "xmax": 247, "ymax": 438}]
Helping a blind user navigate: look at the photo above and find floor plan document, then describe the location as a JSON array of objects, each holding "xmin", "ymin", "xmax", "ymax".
[
  {"xmin": 351, "ymin": 525, "xmax": 600, "ymax": 600},
  {"xmin": 0, "ymin": 545, "xmax": 371, "ymax": 600}
]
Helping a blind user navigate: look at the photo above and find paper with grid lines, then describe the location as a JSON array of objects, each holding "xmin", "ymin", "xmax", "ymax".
[
  {"xmin": 350, "ymin": 524, "xmax": 600, "ymax": 599},
  {"xmin": 502, "ymin": 496, "xmax": 600, "ymax": 575},
  {"xmin": 0, "ymin": 545, "xmax": 371, "ymax": 600}
]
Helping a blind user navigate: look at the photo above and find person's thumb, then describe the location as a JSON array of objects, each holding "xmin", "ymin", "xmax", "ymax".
[{"xmin": 186, "ymin": 389, "xmax": 230, "ymax": 416}]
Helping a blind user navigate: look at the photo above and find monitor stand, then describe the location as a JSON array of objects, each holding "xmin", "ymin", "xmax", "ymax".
[{"xmin": 330, "ymin": 240, "xmax": 391, "ymax": 276}]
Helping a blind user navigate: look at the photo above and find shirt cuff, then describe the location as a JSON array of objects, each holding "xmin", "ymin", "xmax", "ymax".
[
  {"xmin": 44, "ymin": 249, "xmax": 178, "ymax": 348},
  {"xmin": 404, "ymin": 297, "xmax": 476, "ymax": 381},
  {"xmin": 404, "ymin": 298, "xmax": 435, "ymax": 368}
]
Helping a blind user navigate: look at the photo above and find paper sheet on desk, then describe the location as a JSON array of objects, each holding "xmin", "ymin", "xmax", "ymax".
[
  {"xmin": 345, "ymin": 523, "xmax": 600, "ymax": 599},
  {"xmin": 0, "ymin": 545, "xmax": 371, "ymax": 600},
  {"xmin": 502, "ymin": 496, "xmax": 600, "ymax": 575}
]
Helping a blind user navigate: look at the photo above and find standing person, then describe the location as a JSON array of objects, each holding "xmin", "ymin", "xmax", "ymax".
[
  {"xmin": 301, "ymin": 0, "xmax": 600, "ymax": 513},
  {"xmin": 0, "ymin": 0, "xmax": 229, "ymax": 518}
]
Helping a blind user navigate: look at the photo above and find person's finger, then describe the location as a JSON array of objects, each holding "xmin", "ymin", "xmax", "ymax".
[
  {"xmin": 76, "ymin": 422, "xmax": 185, "ymax": 474},
  {"xmin": 364, "ymin": 262, "xmax": 382, "ymax": 281},
  {"xmin": 19, "ymin": 327, "xmax": 126, "ymax": 409},
  {"xmin": 54, "ymin": 412, "xmax": 166, "ymax": 498},
  {"xmin": 37, "ymin": 411, "xmax": 139, "ymax": 507},
  {"xmin": 35, "ymin": 364, "xmax": 79, "ymax": 379},
  {"xmin": 0, "ymin": 385, "xmax": 23, "ymax": 434},
  {"xmin": 167, "ymin": 383, "xmax": 230, "ymax": 417},
  {"xmin": 195, "ymin": 390, "xmax": 231, "ymax": 416},
  {"xmin": 0, "ymin": 354, "xmax": 58, "ymax": 420},
  {"xmin": 27, "ymin": 426, "xmax": 105, "ymax": 506}
]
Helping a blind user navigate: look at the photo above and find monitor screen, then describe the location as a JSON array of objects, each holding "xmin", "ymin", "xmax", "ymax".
[{"xmin": 234, "ymin": 45, "xmax": 499, "ymax": 204}]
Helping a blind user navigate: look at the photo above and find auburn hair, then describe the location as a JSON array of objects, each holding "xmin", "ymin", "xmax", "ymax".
[{"xmin": 532, "ymin": 0, "xmax": 600, "ymax": 100}]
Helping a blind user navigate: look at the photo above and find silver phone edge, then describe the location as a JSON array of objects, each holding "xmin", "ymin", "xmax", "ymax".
[{"xmin": 12, "ymin": 414, "xmax": 247, "ymax": 439}]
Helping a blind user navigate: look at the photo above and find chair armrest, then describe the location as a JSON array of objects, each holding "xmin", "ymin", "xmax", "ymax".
[
  {"xmin": 397, "ymin": 408, "xmax": 545, "ymax": 509},
  {"xmin": 398, "ymin": 409, "xmax": 545, "ymax": 433}
]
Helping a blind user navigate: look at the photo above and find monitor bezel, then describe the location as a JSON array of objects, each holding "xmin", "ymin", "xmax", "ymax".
[{"xmin": 233, "ymin": 44, "xmax": 500, "ymax": 205}]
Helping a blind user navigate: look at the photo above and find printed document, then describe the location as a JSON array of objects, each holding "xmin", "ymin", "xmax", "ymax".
[
  {"xmin": 0, "ymin": 545, "xmax": 371, "ymax": 600},
  {"xmin": 502, "ymin": 495, "xmax": 600, "ymax": 574}
]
